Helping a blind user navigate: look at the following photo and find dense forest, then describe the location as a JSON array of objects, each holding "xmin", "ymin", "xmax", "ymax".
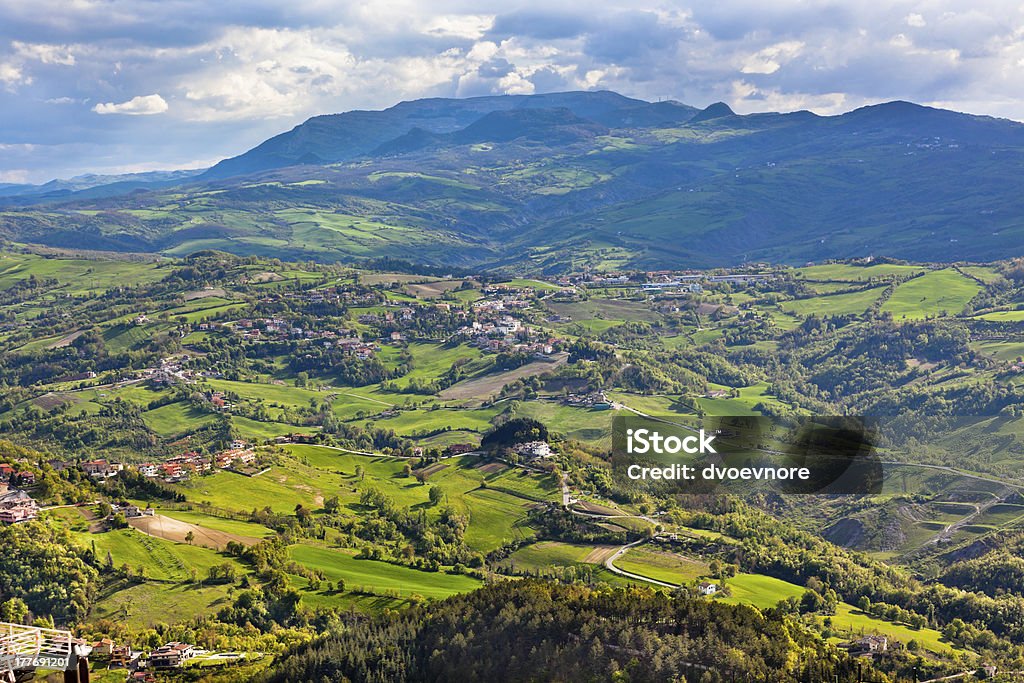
[{"xmin": 260, "ymin": 581, "xmax": 887, "ymax": 683}]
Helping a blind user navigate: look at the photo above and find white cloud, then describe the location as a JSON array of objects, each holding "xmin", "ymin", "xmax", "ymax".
[
  {"xmin": 906, "ymin": 13, "xmax": 927, "ymax": 28},
  {"xmin": 93, "ymin": 93, "xmax": 168, "ymax": 115},
  {"xmin": 5, "ymin": 0, "xmax": 1024, "ymax": 180},
  {"xmin": 13, "ymin": 41, "xmax": 75, "ymax": 65},
  {"xmin": 0, "ymin": 61, "xmax": 26, "ymax": 86},
  {"xmin": 0, "ymin": 169, "xmax": 30, "ymax": 183},
  {"xmin": 740, "ymin": 40, "xmax": 805, "ymax": 74},
  {"xmin": 730, "ymin": 80, "xmax": 851, "ymax": 115},
  {"xmin": 498, "ymin": 70, "xmax": 535, "ymax": 94},
  {"xmin": 422, "ymin": 14, "xmax": 494, "ymax": 40},
  {"xmin": 180, "ymin": 26, "xmax": 357, "ymax": 120}
]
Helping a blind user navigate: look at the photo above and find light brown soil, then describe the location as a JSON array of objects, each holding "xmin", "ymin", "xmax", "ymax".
[
  {"xmin": 582, "ymin": 546, "xmax": 620, "ymax": 564},
  {"xmin": 183, "ymin": 288, "xmax": 227, "ymax": 300},
  {"xmin": 419, "ymin": 462, "xmax": 449, "ymax": 477},
  {"xmin": 129, "ymin": 514, "xmax": 260, "ymax": 550},
  {"xmin": 439, "ymin": 353, "xmax": 569, "ymax": 401},
  {"xmin": 47, "ymin": 330, "xmax": 85, "ymax": 349}
]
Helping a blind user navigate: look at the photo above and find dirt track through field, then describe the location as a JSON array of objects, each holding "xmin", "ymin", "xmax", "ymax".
[
  {"xmin": 439, "ymin": 353, "xmax": 569, "ymax": 401},
  {"xmin": 129, "ymin": 514, "xmax": 261, "ymax": 550}
]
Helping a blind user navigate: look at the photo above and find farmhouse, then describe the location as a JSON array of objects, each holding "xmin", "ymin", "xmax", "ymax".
[
  {"xmin": 124, "ymin": 505, "xmax": 155, "ymax": 518},
  {"xmin": 137, "ymin": 463, "xmax": 159, "ymax": 477},
  {"xmin": 149, "ymin": 642, "xmax": 196, "ymax": 668},
  {"xmin": 92, "ymin": 638, "xmax": 115, "ymax": 656},
  {"xmin": 845, "ymin": 635, "xmax": 888, "ymax": 657},
  {"xmin": 82, "ymin": 459, "xmax": 123, "ymax": 479},
  {"xmin": 111, "ymin": 645, "xmax": 140, "ymax": 668},
  {"xmin": 698, "ymin": 581, "xmax": 718, "ymax": 596}
]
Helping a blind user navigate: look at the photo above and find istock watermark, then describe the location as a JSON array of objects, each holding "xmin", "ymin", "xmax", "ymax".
[{"xmin": 611, "ymin": 415, "xmax": 883, "ymax": 495}]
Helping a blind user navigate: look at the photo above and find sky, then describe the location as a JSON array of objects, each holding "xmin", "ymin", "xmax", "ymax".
[{"xmin": 2, "ymin": 0, "xmax": 1023, "ymax": 183}]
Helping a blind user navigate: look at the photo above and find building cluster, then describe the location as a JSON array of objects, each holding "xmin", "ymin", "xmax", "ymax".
[
  {"xmin": 278, "ymin": 285, "xmax": 378, "ymax": 307},
  {"xmin": 513, "ymin": 441, "xmax": 553, "ymax": 460},
  {"xmin": 562, "ymin": 392, "xmax": 613, "ymax": 409},
  {"xmin": 90, "ymin": 637, "xmax": 205, "ymax": 675},
  {"xmin": 456, "ymin": 316, "xmax": 558, "ymax": 355},
  {"xmin": 147, "ymin": 356, "xmax": 194, "ymax": 385},
  {"xmin": 215, "ymin": 444, "xmax": 257, "ymax": 469},
  {"xmin": 157, "ymin": 452, "xmax": 212, "ymax": 481},
  {"xmin": 0, "ymin": 487, "xmax": 38, "ymax": 524},
  {"xmin": 148, "ymin": 641, "xmax": 197, "ymax": 668},
  {"xmin": 581, "ymin": 269, "xmax": 774, "ymax": 288},
  {"xmin": 843, "ymin": 635, "xmax": 889, "ymax": 659}
]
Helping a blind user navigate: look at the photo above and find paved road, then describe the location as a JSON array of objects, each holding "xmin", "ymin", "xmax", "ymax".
[{"xmin": 601, "ymin": 536, "xmax": 677, "ymax": 588}]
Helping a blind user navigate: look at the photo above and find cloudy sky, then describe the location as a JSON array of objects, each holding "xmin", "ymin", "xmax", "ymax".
[{"xmin": 2, "ymin": 0, "xmax": 1023, "ymax": 183}]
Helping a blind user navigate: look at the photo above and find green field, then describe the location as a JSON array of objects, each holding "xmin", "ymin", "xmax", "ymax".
[
  {"xmin": 779, "ymin": 286, "xmax": 886, "ymax": 317},
  {"xmin": 795, "ymin": 263, "xmax": 926, "ymax": 282},
  {"xmin": 975, "ymin": 309, "xmax": 1024, "ymax": 322},
  {"xmin": 974, "ymin": 340, "xmax": 1024, "ymax": 362},
  {"xmin": 881, "ymin": 269, "xmax": 982, "ymax": 319},
  {"xmin": 175, "ymin": 467, "xmax": 328, "ymax": 514},
  {"xmin": 512, "ymin": 401, "xmax": 615, "ymax": 443},
  {"xmin": 614, "ymin": 547, "xmax": 709, "ymax": 585},
  {"xmin": 693, "ymin": 382, "xmax": 789, "ymax": 416},
  {"xmin": 260, "ymin": 447, "xmax": 553, "ymax": 552},
  {"xmin": 141, "ymin": 401, "xmax": 219, "ymax": 437},
  {"xmin": 388, "ymin": 342, "xmax": 486, "ymax": 390},
  {"xmin": 721, "ymin": 573, "xmax": 805, "ymax": 609},
  {"xmin": 73, "ymin": 527, "xmax": 245, "ymax": 582},
  {"xmin": 89, "ymin": 580, "xmax": 236, "ymax": 628},
  {"xmin": 287, "ymin": 544, "xmax": 482, "ymax": 599},
  {"xmin": 825, "ymin": 603, "xmax": 957, "ymax": 655},
  {"xmin": 501, "ymin": 541, "xmax": 598, "ymax": 573},
  {"xmin": 0, "ymin": 252, "xmax": 166, "ymax": 293}
]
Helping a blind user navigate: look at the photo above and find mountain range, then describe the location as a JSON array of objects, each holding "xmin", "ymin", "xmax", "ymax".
[{"xmin": 2, "ymin": 90, "xmax": 1023, "ymax": 271}]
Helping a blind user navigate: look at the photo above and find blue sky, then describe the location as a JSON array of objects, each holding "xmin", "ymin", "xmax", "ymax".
[{"xmin": 2, "ymin": 0, "xmax": 1022, "ymax": 182}]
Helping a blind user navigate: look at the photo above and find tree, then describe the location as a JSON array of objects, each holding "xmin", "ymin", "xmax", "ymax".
[
  {"xmin": 481, "ymin": 417, "xmax": 548, "ymax": 449},
  {"xmin": 800, "ymin": 589, "xmax": 825, "ymax": 614},
  {"xmin": 185, "ymin": 530, "xmax": 195, "ymax": 545},
  {"xmin": 429, "ymin": 486, "xmax": 444, "ymax": 506},
  {"xmin": 0, "ymin": 597, "xmax": 29, "ymax": 624}
]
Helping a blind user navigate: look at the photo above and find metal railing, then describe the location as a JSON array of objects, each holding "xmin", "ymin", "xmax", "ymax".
[{"xmin": 0, "ymin": 622, "xmax": 76, "ymax": 675}]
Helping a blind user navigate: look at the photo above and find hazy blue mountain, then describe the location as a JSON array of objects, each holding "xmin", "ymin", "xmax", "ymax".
[
  {"xmin": 202, "ymin": 90, "xmax": 656, "ymax": 179},
  {"xmin": 2, "ymin": 91, "xmax": 1024, "ymax": 270}
]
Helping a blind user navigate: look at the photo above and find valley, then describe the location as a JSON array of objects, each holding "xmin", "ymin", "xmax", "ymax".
[{"xmin": 1, "ymin": 247, "xmax": 1024, "ymax": 680}]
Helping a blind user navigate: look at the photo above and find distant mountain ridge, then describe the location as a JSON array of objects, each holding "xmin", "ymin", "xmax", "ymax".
[
  {"xmin": 2, "ymin": 90, "xmax": 1023, "ymax": 271},
  {"xmin": 202, "ymin": 91, "xmax": 697, "ymax": 179}
]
